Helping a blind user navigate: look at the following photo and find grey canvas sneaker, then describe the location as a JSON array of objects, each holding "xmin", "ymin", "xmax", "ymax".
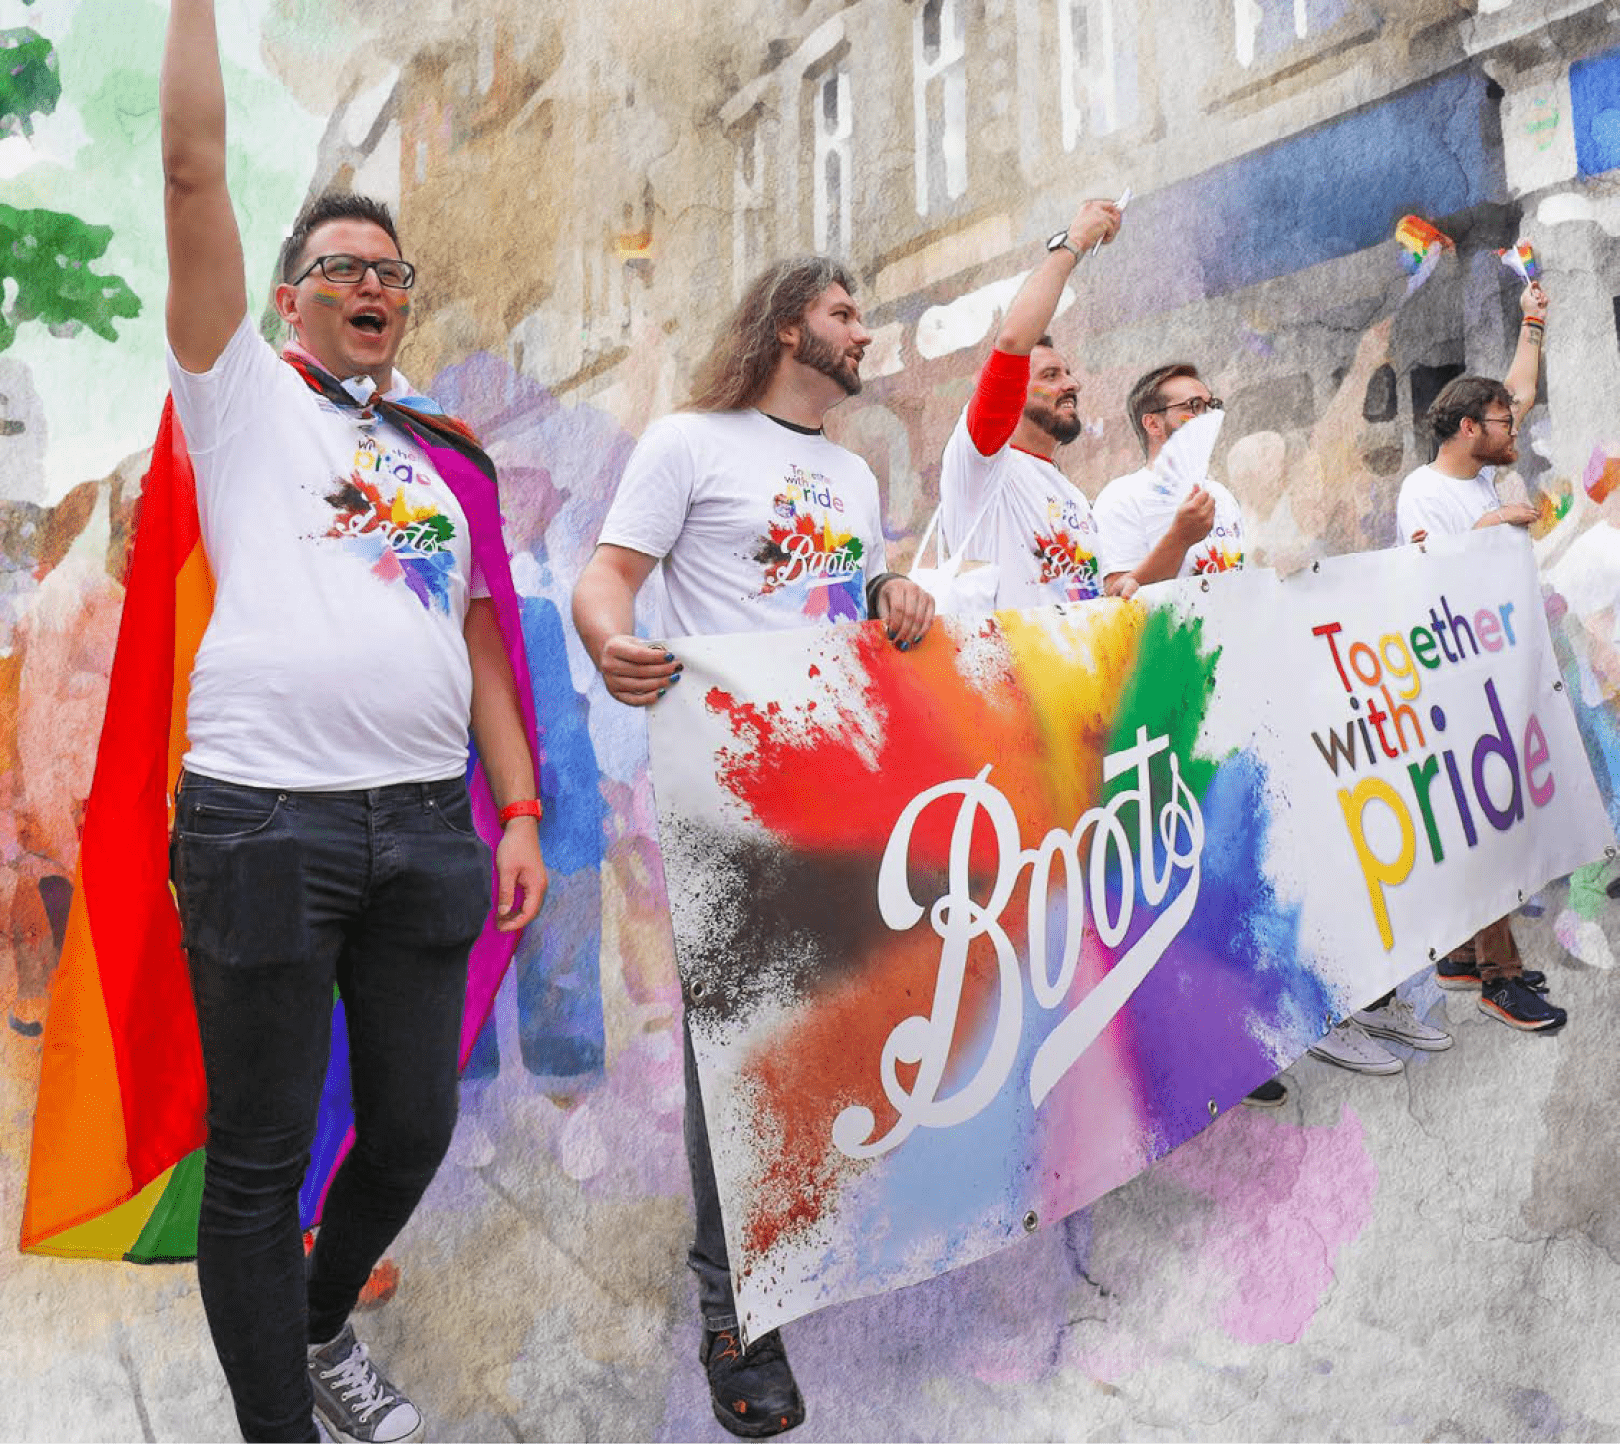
[{"xmin": 308, "ymin": 1323, "xmax": 424, "ymax": 1444}]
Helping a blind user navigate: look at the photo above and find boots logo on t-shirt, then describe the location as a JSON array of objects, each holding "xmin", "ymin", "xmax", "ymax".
[
  {"xmin": 317, "ymin": 439, "xmax": 460, "ymax": 612},
  {"xmin": 1032, "ymin": 528, "xmax": 1101, "ymax": 599},
  {"xmin": 751, "ymin": 465, "xmax": 866, "ymax": 618},
  {"xmin": 1191, "ymin": 531, "xmax": 1243, "ymax": 575}
]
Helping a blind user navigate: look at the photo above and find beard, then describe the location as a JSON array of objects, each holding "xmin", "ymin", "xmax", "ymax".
[
  {"xmin": 1025, "ymin": 396, "xmax": 1082, "ymax": 445},
  {"xmin": 795, "ymin": 325, "xmax": 862, "ymax": 396}
]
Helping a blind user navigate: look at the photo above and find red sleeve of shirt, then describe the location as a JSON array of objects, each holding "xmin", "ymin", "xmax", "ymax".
[{"xmin": 964, "ymin": 348, "xmax": 1030, "ymax": 458}]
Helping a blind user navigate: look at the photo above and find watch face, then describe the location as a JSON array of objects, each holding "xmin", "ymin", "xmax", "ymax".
[{"xmin": 1047, "ymin": 229, "xmax": 1070, "ymax": 251}]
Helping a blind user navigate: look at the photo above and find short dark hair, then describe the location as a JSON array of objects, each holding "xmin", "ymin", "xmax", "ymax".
[
  {"xmin": 278, "ymin": 192, "xmax": 402, "ymax": 283},
  {"xmin": 1126, "ymin": 362, "xmax": 1201, "ymax": 454},
  {"xmin": 1425, "ymin": 375, "xmax": 1513, "ymax": 443},
  {"xmin": 1034, "ymin": 333, "xmax": 1054, "ymax": 350}
]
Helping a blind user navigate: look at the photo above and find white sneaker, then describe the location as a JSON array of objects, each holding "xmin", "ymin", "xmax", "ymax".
[
  {"xmin": 1307, "ymin": 1021, "xmax": 1404, "ymax": 1075},
  {"xmin": 1353, "ymin": 997, "xmax": 1453, "ymax": 1051}
]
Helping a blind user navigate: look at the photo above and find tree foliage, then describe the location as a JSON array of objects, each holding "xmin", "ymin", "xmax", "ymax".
[
  {"xmin": 0, "ymin": 204, "xmax": 140, "ymax": 352},
  {"xmin": 0, "ymin": 23, "xmax": 140, "ymax": 351},
  {"xmin": 0, "ymin": 27, "xmax": 60, "ymax": 138}
]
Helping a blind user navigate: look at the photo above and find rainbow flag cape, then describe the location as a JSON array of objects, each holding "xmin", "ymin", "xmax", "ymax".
[
  {"xmin": 1498, "ymin": 240, "xmax": 1540, "ymax": 283},
  {"xmin": 1394, "ymin": 214, "xmax": 1452, "ymax": 291},
  {"xmin": 20, "ymin": 359, "xmax": 540, "ymax": 1261}
]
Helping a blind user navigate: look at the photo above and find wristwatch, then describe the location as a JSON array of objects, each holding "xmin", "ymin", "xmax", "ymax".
[{"xmin": 1046, "ymin": 228, "xmax": 1081, "ymax": 258}]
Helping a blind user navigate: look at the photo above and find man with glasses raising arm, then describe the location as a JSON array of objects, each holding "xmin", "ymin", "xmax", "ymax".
[
  {"xmin": 156, "ymin": 2, "xmax": 545, "ymax": 1437},
  {"xmin": 1395, "ymin": 280, "xmax": 1567, "ymax": 1035}
]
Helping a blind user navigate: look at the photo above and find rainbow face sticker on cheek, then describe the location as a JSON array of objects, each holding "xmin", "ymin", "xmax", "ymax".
[{"xmin": 311, "ymin": 288, "xmax": 344, "ymax": 310}]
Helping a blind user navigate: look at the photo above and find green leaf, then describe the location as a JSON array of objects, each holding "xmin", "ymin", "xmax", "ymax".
[
  {"xmin": 0, "ymin": 202, "xmax": 141, "ymax": 351},
  {"xmin": 0, "ymin": 28, "xmax": 60, "ymax": 139}
]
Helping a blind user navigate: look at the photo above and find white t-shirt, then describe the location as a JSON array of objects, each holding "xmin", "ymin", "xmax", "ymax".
[
  {"xmin": 938, "ymin": 408, "xmax": 1102, "ymax": 608},
  {"xmin": 1093, "ymin": 466, "xmax": 1246, "ymax": 580},
  {"xmin": 598, "ymin": 409, "xmax": 887, "ymax": 637},
  {"xmin": 1395, "ymin": 463, "xmax": 1500, "ymax": 543},
  {"xmin": 167, "ymin": 315, "xmax": 486, "ymax": 790}
]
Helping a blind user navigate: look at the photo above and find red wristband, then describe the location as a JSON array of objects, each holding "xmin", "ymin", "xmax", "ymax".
[{"xmin": 498, "ymin": 799, "xmax": 543, "ymax": 825}]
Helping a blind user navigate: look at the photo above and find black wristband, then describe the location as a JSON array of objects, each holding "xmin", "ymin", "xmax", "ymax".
[{"xmin": 866, "ymin": 571, "xmax": 903, "ymax": 618}]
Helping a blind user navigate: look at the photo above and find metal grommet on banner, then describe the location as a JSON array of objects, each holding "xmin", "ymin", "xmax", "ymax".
[
  {"xmin": 1324, "ymin": 1012, "xmax": 1334, "ymax": 1032},
  {"xmin": 1518, "ymin": 890, "xmax": 1525, "ymax": 902},
  {"xmin": 1200, "ymin": 578, "xmax": 1210, "ymax": 592},
  {"xmin": 1311, "ymin": 560, "xmax": 1321, "ymax": 573},
  {"xmin": 690, "ymin": 980, "xmax": 706, "ymax": 1001},
  {"xmin": 1554, "ymin": 680, "xmax": 1565, "ymax": 691},
  {"xmin": 1606, "ymin": 845, "xmax": 1618, "ymax": 860},
  {"xmin": 1428, "ymin": 947, "xmax": 1437, "ymax": 961},
  {"xmin": 1207, "ymin": 1099, "xmax": 1218, "ymax": 1118},
  {"xmin": 1022, "ymin": 1210, "xmax": 1039, "ymax": 1233}
]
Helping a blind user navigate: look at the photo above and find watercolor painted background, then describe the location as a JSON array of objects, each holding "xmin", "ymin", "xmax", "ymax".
[{"xmin": 3, "ymin": 0, "xmax": 1620, "ymax": 1438}]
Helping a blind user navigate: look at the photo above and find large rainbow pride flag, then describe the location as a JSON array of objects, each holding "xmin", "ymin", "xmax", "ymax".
[{"xmin": 20, "ymin": 371, "xmax": 539, "ymax": 1262}]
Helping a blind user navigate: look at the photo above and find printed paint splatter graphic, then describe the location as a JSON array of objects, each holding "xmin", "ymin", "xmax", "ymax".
[
  {"xmin": 674, "ymin": 600, "xmax": 1333, "ymax": 1338},
  {"xmin": 752, "ymin": 464, "xmax": 866, "ymax": 622},
  {"xmin": 322, "ymin": 439, "xmax": 461, "ymax": 612},
  {"xmin": 1033, "ymin": 526, "xmax": 1101, "ymax": 600},
  {"xmin": 1191, "ymin": 540, "xmax": 1243, "ymax": 575}
]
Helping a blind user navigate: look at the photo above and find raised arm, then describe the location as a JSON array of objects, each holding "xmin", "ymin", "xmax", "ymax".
[
  {"xmin": 571, "ymin": 543, "xmax": 681, "ymax": 707},
  {"xmin": 994, "ymin": 198, "xmax": 1121, "ymax": 356},
  {"xmin": 162, "ymin": 0, "xmax": 247, "ymax": 372},
  {"xmin": 1503, "ymin": 281, "xmax": 1547, "ymax": 429}
]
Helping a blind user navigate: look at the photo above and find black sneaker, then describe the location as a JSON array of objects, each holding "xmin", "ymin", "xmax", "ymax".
[
  {"xmin": 1478, "ymin": 977, "xmax": 1567, "ymax": 1032},
  {"xmin": 1241, "ymin": 1079, "xmax": 1287, "ymax": 1108},
  {"xmin": 701, "ymin": 1327, "xmax": 805, "ymax": 1438},
  {"xmin": 1436, "ymin": 957, "xmax": 1547, "ymax": 993}
]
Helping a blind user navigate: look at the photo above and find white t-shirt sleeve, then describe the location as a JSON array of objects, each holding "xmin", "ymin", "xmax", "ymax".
[
  {"xmin": 598, "ymin": 417, "xmax": 697, "ymax": 562},
  {"xmin": 165, "ymin": 312, "xmax": 282, "ymax": 455},
  {"xmin": 1093, "ymin": 475, "xmax": 1150, "ymax": 577},
  {"xmin": 939, "ymin": 408, "xmax": 1001, "ymax": 554}
]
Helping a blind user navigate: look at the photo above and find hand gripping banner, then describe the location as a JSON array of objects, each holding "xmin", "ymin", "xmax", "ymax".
[{"xmin": 646, "ymin": 530, "xmax": 1612, "ymax": 1345}]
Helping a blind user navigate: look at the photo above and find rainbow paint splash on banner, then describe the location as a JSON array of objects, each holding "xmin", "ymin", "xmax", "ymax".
[{"xmin": 647, "ymin": 533, "xmax": 1612, "ymax": 1343}]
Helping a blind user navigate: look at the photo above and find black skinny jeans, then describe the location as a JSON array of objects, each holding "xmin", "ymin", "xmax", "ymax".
[{"xmin": 172, "ymin": 772, "xmax": 491, "ymax": 1442}]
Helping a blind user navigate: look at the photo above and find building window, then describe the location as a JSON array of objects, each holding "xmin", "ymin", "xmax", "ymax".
[
  {"xmin": 1233, "ymin": 0, "xmax": 1349, "ymax": 70},
  {"xmin": 732, "ymin": 112, "xmax": 768, "ymax": 295},
  {"xmin": 811, "ymin": 68, "xmax": 853, "ymax": 255},
  {"xmin": 913, "ymin": 0, "xmax": 967, "ymax": 216},
  {"xmin": 1057, "ymin": 0, "xmax": 1139, "ymax": 146}
]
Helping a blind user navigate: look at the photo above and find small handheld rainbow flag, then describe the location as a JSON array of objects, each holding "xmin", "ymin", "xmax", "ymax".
[
  {"xmin": 1394, "ymin": 214, "xmax": 1452, "ymax": 291},
  {"xmin": 1498, "ymin": 240, "xmax": 1541, "ymax": 283}
]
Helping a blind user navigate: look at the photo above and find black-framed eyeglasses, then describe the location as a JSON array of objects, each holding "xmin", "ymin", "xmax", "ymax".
[
  {"xmin": 1478, "ymin": 413, "xmax": 1518, "ymax": 436},
  {"xmin": 291, "ymin": 254, "xmax": 416, "ymax": 289},
  {"xmin": 1146, "ymin": 396, "xmax": 1223, "ymax": 418}
]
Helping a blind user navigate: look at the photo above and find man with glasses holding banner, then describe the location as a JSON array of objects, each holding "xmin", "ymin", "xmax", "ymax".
[
  {"xmin": 1395, "ymin": 280, "xmax": 1567, "ymax": 1035},
  {"xmin": 154, "ymin": 2, "xmax": 545, "ymax": 1437},
  {"xmin": 1097, "ymin": 367, "xmax": 1295, "ymax": 1101}
]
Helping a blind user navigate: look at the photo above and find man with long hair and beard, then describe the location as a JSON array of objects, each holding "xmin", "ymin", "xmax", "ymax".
[
  {"xmin": 572, "ymin": 257, "xmax": 934, "ymax": 1438},
  {"xmin": 937, "ymin": 195, "xmax": 1122, "ymax": 609}
]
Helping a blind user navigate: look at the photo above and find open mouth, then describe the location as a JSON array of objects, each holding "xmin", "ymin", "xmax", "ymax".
[{"xmin": 349, "ymin": 313, "xmax": 388, "ymax": 335}]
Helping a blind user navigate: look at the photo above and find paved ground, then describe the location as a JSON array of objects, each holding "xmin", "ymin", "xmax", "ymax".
[{"xmin": 5, "ymin": 900, "xmax": 1618, "ymax": 1442}]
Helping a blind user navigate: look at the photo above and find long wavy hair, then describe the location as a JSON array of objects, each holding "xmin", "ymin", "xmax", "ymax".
[{"xmin": 687, "ymin": 256, "xmax": 855, "ymax": 412}]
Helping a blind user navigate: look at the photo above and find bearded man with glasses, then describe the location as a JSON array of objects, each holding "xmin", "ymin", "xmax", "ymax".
[
  {"xmin": 142, "ymin": 3, "xmax": 547, "ymax": 1437},
  {"xmin": 1394, "ymin": 281, "xmax": 1567, "ymax": 1036},
  {"xmin": 1096, "ymin": 363, "xmax": 1246, "ymax": 590}
]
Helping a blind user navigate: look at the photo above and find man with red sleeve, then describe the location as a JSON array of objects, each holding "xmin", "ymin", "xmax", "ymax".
[{"xmin": 936, "ymin": 196, "xmax": 1122, "ymax": 609}]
